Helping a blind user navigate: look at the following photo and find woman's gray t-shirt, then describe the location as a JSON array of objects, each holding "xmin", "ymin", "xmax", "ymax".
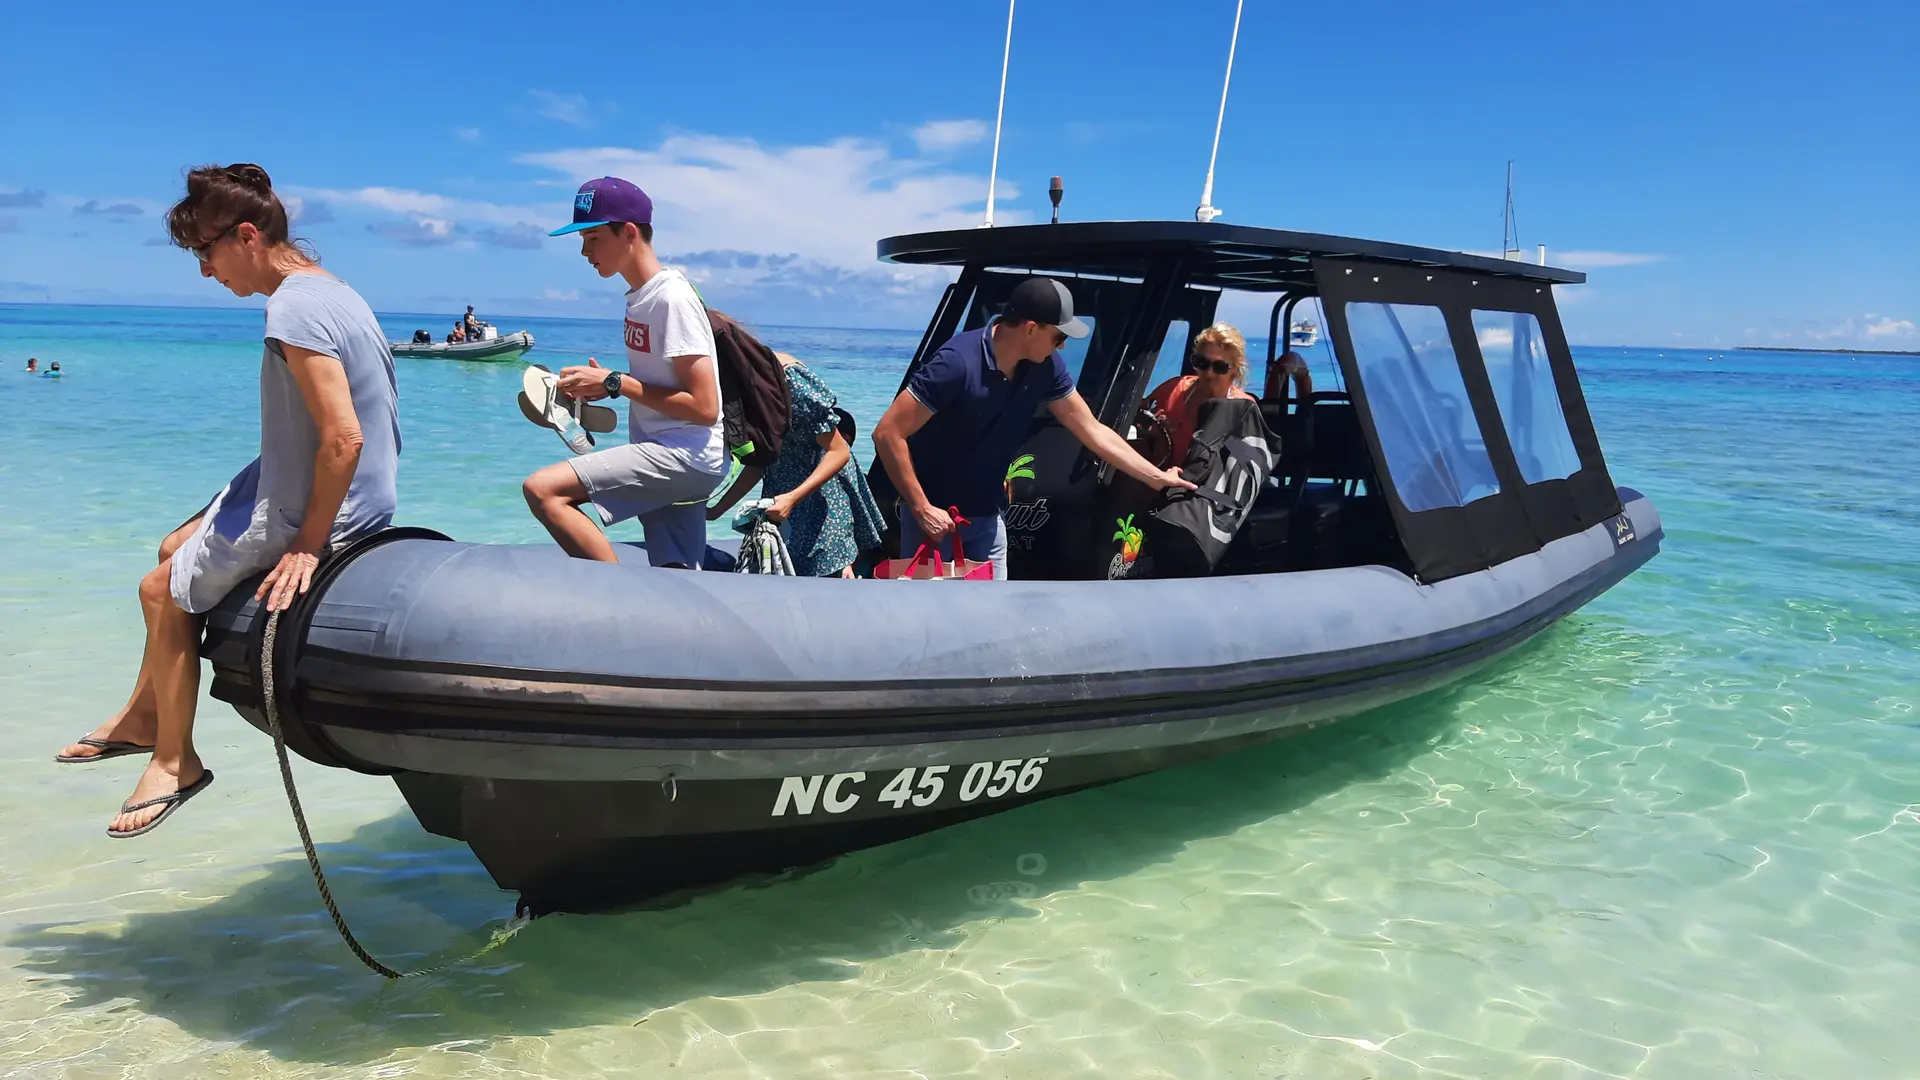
[
  {"xmin": 168, "ymin": 272, "xmax": 401, "ymax": 613},
  {"xmin": 260, "ymin": 273, "xmax": 401, "ymax": 538}
]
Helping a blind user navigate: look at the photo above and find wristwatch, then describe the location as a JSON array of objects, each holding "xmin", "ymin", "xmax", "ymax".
[{"xmin": 602, "ymin": 370, "xmax": 624, "ymax": 400}]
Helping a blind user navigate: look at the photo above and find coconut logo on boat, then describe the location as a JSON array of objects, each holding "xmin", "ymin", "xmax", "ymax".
[
  {"xmin": 1108, "ymin": 514, "xmax": 1148, "ymax": 579},
  {"xmin": 1004, "ymin": 454, "xmax": 1036, "ymax": 502}
]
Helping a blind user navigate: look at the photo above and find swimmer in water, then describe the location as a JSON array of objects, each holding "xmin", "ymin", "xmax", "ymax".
[
  {"xmin": 45, "ymin": 361, "xmax": 61, "ymax": 377},
  {"xmin": 24, "ymin": 357, "xmax": 37, "ymax": 373}
]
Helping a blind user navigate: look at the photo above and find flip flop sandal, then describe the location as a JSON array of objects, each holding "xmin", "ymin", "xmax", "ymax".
[
  {"xmin": 517, "ymin": 389, "xmax": 619, "ymax": 435},
  {"xmin": 55, "ymin": 737, "xmax": 157, "ymax": 764},
  {"xmin": 106, "ymin": 770, "xmax": 215, "ymax": 838},
  {"xmin": 519, "ymin": 365, "xmax": 617, "ymax": 454}
]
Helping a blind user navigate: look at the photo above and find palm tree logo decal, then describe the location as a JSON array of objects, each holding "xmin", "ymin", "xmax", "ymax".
[
  {"xmin": 1112, "ymin": 514, "xmax": 1144, "ymax": 565},
  {"xmin": 1004, "ymin": 454, "xmax": 1036, "ymax": 502}
]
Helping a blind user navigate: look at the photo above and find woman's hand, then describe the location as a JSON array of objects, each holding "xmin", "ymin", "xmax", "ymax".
[
  {"xmin": 764, "ymin": 491, "xmax": 800, "ymax": 524},
  {"xmin": 256, "ymin": 549, "xmax": 322, "ymax": 613}
]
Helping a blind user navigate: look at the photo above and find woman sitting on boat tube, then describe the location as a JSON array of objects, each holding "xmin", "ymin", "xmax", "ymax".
[
  {"xmin": 1140, "ymin": 322, "xmax": 1258, "ymax": 466},
  {"xmin": 53, "ymin": 163, "xmax": 402, "ymax": 839},
  {"xmin": 708, "ymin": 345, "xmax": 885, "ymax": 577}
]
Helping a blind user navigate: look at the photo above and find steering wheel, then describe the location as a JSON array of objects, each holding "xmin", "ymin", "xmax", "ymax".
[{"xmin": 1131, "ymin": 408, "xmax": 1174, "ymax": 469}]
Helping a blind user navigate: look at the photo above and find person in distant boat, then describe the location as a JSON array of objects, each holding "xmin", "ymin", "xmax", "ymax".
[
  {"xmin": 447, "ymin": 322, "xmax": 467, "ymax": 344},
  {"xmin": 1264, "ymin": 348, "xmax": 1313, "ymax": 403},
  {"xmin": 462, "ymin": 305, "xmax": 479, "ymax": 340},
  {"xmin": 1140, "ymin": 322, "xmax": 1258, "ymax": 467},
  {"xmin": 708, "ymin": 344, "xmax": 884, "ymax": 577},
  {"xmin": 521, "ymin": 176, "xmax": 724, "ymax": 568},
  {"xmin": 53, "ymin": 163, "xmax": 402, "ymax": 839},
  {"xmin": 872, "ymin": 277, "xmax": 1194, "ymax": 579},
  {"xmin": 24, "ymin": 357, "xmax": 37, "ymax": 373}
]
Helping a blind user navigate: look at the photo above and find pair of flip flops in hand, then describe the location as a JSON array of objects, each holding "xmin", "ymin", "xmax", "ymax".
[{"xmin": 518, "ymin": 364, "xmax": 619, "ymax": 455}]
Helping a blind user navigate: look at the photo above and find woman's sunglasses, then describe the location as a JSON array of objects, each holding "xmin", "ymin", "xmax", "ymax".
[
  {"xmin": 189, "ymin": 223, "xmax": 240, "ymax": 262},
  {"xmin": 1193, "ymin": 358, "xmax": 1233, "ymax": 375}
]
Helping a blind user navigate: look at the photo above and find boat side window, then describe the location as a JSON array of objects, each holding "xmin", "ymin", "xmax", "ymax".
[
  {"xmin": 1343, "ymin": 302, "xmax": 1502, "ymax": 512},
  {"xmin": 1146, "ymin": 319, "xmax": 1193, "ymax": 395},
  {"xmin": 1470, "ymin": 310, "xmax": 1582, "ymax": 484}
]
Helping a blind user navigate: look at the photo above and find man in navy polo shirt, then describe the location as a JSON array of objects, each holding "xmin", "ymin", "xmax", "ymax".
[{"xmin": 873, "ymin": 277, "xmax": 1193, "ymax": 579}]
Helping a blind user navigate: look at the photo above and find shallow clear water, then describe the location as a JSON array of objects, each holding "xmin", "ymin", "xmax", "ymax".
[{"xmin": 2, "ymin": 303, "xmax": 1915, "ymax": 1078}]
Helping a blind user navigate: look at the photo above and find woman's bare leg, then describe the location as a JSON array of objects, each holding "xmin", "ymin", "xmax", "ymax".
[
  {"xmin": 109, "ymin": 558, "xmax": 207, "ymax": 833},
  {"xmin": 59, "ymin": 513, "xmax": 204, "ymax": 760}
]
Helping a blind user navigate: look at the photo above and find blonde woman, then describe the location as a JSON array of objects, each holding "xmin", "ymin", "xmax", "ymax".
[{"xmin": 1142, "ymin": 322, "xmax": 1258, "ymax": 466}]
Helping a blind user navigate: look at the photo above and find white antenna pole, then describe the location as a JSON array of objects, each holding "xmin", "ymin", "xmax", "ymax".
[
  {"xmin": 1195, "ymin": 0, "xmax": 1245, "ymax": 223},
  {"xmin": 981, "ymin": 0, "xmax": 1016, "ymax": 228}
]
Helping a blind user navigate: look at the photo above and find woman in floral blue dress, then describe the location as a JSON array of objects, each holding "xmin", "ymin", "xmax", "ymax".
[{"xmin": 710, "ymin": 353, "xmax": 884, "ymax": 576}]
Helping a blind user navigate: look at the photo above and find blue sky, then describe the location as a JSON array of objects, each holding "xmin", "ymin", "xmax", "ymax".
[{"xmin": 1, "ymin": 0, "xmax": 1913, "ymax": 348}]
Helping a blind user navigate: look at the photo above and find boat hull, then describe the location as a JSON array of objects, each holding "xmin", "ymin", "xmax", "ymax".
[
  {"xmin": 204, "ymin": 492, "xmax": 1661, "ymax": 912},
  {"xmin": 389, "ymin": 330, "xmax": 534, "ymax": 363}
]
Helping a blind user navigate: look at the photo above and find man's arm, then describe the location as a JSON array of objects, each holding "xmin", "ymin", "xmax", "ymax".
[
  {"xmin": 871, "ymin": 389, "xmax": 955, "ymax": 539},
  {"xmin": 1047, "ymin": 390, "xmax": 1196, "ymax": 491}
]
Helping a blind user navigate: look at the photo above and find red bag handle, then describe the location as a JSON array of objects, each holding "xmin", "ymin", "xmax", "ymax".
[
  {"xmin": 948, "ymin": 507, "xmax": 970, "ymax": 567},
  {"xmin": 901, "ymin": 542, "xmax": 944, "ymax": 579}
]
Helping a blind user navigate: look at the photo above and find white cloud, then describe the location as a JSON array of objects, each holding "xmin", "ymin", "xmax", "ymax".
[
  {"xmin": 1747, "ymin": 312, "xmax": 1920, "ymax": 349},
  {"xmin": 1549, "ymin": 250, "xmax": 1665, "ymax": 269},
  {"xmin": 455, "ymin": 127, "xmax": 482, "ymax": 143},
  {"xmin": 529, "ymin": 90, "xmax": 592, "ymax": 127},
  {"xmin": 312, "ymin": 186, "xmax": 547, "ymax": 227},
  {"xmin": 516, "ymin": 131, "xmax": 1012, "ymax": 270},
  {"xmin": 911, "ymin": 119, "xmax": 989, "ymax": 153},
  {"xmin": 367, "ymin": 215, "xmax": 460, "ymax": 247},
  {"xmin": 1864, "ymin": 315, "xmax": 1917, "ymax": 340},
  {"xmin": 540, "ymin": 287, "xmax": 580, "ymax": 302}
]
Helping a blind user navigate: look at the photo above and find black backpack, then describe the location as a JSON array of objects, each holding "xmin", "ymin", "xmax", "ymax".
[
  {"xmin": 1138, "ymin": 397, "xmax": 1278, "ymax": 577},
  {"xmin": 706, "ymin": 311, "xmax": 791, "ymax": 470}
]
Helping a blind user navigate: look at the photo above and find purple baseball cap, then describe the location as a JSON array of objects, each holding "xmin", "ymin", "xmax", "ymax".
[{"xmin": 549, "ymin": 176, "xmax": 653, "ymax": 236}]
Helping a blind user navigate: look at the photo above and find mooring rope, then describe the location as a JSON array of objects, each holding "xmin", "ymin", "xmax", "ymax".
[{"xmin": 262, "ymin": 607, "xmax": 522, "ymax": 978}]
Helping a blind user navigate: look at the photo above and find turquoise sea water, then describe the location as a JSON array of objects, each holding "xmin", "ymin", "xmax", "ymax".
[{"xmin": 1, "ymin": 301, "xmax": 1916, "ymax": 1078}]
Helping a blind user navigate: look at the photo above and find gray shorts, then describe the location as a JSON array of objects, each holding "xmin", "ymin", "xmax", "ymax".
[
  {"xmin": 169, "ymin": 459, "xmax": 283, "ymax": 613},
  {"xmin": 569, "ymin": 442, "xmax": 723, "ymax": 568}
]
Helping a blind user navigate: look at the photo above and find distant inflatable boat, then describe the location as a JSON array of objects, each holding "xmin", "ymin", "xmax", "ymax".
[
  {"xmin": 204, "ymin": 220, "xmax": 1662, "ymax": 914},
  {"xmin": 390, "ymin": 330, "xmax": 534, "ymax": 363}
]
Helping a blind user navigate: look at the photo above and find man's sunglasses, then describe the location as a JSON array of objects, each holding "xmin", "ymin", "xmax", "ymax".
[
  {"xmin": 190, "ymin": 223, "xmax": 240, "ymax": 262},
  {"xmin": 1193, "ymin": 358, "xmax": 1233, "ymax": 375}
]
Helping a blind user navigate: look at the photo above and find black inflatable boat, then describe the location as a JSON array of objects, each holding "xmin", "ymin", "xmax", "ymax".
[{"xmin": 204, "ymin": 222, "xmax": 1662, "ymax": 912}]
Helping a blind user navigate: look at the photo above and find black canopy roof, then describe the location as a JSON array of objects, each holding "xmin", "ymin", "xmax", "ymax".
[{"xmin": 877, "ymin": 220, "xmax": 1586, "ymax": 291}]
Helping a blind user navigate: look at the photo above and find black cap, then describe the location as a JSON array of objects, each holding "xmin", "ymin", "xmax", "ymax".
[{"xmin": 1003, "ymin": 277, "xmax": 1090, "ymax": 338}]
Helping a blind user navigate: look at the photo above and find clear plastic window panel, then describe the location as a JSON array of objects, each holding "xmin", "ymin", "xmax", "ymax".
[
  {"xmin": 1470, "ymin": 310, "xmax": 1582, "ymax": 483},
  {"xmin": 1343, "ymin": 302, "xmax": 1501, "ymax": 511}
]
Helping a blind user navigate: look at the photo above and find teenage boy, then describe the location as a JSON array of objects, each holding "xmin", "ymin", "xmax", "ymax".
[
  {"xmin": 521, "ymin": 177, "xmax": 725, "ymax": 567},
  {"xmin": 872, "ymin": 276, "xmax": 1194, "ymax": 579}
]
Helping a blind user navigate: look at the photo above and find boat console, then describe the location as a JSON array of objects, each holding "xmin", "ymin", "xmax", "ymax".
[{"xmin": 874, "ymin": 220, "xmax": 1614, "ymax": 585}]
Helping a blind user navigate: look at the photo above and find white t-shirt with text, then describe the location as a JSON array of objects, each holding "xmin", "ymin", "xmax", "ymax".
[{"xmin": 622, "ymin": 267, "xmax": 724, "ymax": 473}]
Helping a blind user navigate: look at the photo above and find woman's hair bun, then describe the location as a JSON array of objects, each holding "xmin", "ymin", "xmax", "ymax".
[{"xmin": 224, "ymin": 163, "xmax": 273, "ymax": 193}]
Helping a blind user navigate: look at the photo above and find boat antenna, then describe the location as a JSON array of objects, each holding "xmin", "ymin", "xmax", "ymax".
[
  {"xmin": 1049, "ymin": 175, "xmax": 1063, "ymax": 224},
  {"xmin": 1194, "ymin": 0, "xmax": 1245, "ymax": 223},
  {"xmin": 981, "ymin": 0, "xmax": 1017, "ymax": 228},
  {"xmin": 1501, "ymin": 159, "xmax": 1521, "ymax": 259}
]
